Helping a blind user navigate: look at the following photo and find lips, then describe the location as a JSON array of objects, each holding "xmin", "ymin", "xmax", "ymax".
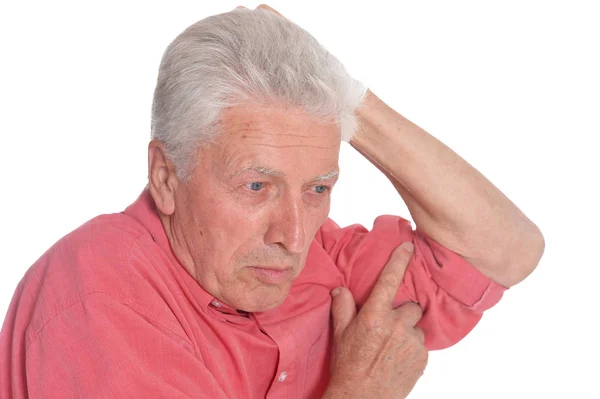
[{"xmin": 248, "ymin": 266, "xmax": 292, "ymax": 284}]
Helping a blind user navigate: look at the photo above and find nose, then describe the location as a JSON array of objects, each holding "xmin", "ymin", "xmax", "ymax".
[{"xmin": 264, "ymin": 193, "xmax": 306, "ymax": 254}]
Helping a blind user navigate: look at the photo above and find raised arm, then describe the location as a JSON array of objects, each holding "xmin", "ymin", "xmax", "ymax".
[{"xmin": 351, "ymin": 90, "xmax": 545, "ymax": 288}]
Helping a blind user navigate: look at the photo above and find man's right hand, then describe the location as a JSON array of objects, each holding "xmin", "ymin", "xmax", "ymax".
[{"xmin": 324, "ymin": 242, "xmax": 428, "ymax": 399}]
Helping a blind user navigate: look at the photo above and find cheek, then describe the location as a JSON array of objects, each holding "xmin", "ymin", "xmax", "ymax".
[
  {"xmin": 304, "ymin": 197, "xmax": 331, "ymax": 238},
  {"xmin": 201, "ymin": 199, "xmax": 271, "ymax": 258},
  {"xmin": 181, "ymin": 195, "xmax": 240, "ymax": 258}
]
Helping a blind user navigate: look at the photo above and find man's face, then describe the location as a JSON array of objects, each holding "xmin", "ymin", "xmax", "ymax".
[{"xmin": 171, "ymin": 104, "xmax": 341, "ymax": 312}]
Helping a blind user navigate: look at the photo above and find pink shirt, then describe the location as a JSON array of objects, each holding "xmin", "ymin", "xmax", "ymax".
[{"xmin": 1, "ymin": 190, "xmax": 506, "ymax": 398}]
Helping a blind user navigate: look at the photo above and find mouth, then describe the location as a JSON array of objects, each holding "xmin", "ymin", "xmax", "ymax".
[{"xmin": 248, "ymin": 266, "xmax": 293, "ymax": 284}]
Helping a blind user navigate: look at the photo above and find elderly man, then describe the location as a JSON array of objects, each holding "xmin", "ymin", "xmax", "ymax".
[{"xmin": 0, "ymin": 5, "xmax": 544, "ymax": 399}]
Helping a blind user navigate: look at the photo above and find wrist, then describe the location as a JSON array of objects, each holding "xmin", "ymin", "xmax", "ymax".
[
  {"xmin": 351, "ymin": 90, "xmax": 399, "ymax": 153},
  {"xmin": 351, "ymin": 90, "xmax": 425, "ymax": 172}
]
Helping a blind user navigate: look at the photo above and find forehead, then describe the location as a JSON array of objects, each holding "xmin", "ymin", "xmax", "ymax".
[
  {"xmin": 209, "ymin": 104, "xmax": 341, "ymax": 176},
  {"xmin": 218, "ymin": 103, "xmax": 340, "ymax": 141}
]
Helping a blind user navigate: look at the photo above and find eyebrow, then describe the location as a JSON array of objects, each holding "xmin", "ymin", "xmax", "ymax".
[{"xmin": 233, "ymin": 165, "xmax": 339, "ymax": 182}]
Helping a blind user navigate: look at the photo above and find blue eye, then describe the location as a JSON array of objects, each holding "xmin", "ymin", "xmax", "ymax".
[
  {"xmin": 248, "ymin": 182, "xmax": 263, "ymax": 191},
  {"xmin": 314, "ymin": 185, "xmax": 328, "ymax": 194}
]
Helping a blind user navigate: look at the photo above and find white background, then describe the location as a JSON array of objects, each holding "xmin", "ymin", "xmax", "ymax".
[{"xmin": 1, "ymin": 1, "xmax": 598, "ymax": 398}]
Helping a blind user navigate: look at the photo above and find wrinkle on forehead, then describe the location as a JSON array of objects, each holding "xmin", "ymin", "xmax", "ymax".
[
  {"xmin": 205, "ymin": 104, "xmax": 341, "ymax": 178},
  {"xmin": 219, "ymin": 104, "xmax": 339, "ymax": 136},
  {"xmin": 241, "ymin": 142, "xmax": 340, "ymax": 150},
  {"xmin": 224, "ymin": 122, "xmax": 341, "ymax": 152}
]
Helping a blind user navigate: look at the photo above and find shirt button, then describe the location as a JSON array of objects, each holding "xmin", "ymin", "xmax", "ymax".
[
  {"xmin": 278, "ymin": 371, "xmax": 288, "ymax": 382},
  {"xmin": 210, "ymin": 300, "xmax": 222, "ymax": 308}
]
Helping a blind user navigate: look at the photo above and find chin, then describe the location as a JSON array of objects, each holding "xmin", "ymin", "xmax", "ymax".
[{"xmin": 238, "ymin": 287, "xmax": 290, "ymax": 313}]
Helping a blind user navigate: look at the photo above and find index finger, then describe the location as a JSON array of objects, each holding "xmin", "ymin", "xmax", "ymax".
[{"xmin": 363, "ymin": 242, "xmax": 414, "ymax": 313}]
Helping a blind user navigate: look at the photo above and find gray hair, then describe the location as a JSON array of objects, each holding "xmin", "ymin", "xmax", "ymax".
[{"xmin": 151, "ymin": 7, "xmax": 367, "ymax": 180}]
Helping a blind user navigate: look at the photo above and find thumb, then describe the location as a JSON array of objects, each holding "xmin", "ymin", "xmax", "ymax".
[{"xmin": 330, "ymin": 287, "xmax": 357, "ymax": 340}]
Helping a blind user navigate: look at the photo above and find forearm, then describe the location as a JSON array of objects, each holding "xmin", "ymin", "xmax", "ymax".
[{"xmin": 351, "ymin": 90, "xmax": 544, "ymax": 287}]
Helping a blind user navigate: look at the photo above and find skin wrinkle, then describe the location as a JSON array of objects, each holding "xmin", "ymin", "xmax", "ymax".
[{"xmin": 245, "ymin": 143, "xmax": 339, "ymax": 149}]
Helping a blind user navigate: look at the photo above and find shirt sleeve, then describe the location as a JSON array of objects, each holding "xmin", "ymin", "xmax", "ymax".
[
  {"xmin": 316, "ymin": 215, "xmax": 508, "ymax": 350},
  {"xmin": 23, "ymin": 292, "xmax": 227, "ymax": 399}
]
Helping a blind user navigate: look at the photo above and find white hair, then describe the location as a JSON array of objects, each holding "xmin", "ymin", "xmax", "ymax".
[{"xmin": 151, "ymin": 8, "xmax": 367, "ymax": 180}]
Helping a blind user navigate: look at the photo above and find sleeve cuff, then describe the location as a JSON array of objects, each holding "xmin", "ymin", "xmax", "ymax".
[{"xmin": 414, "ymin": 229, "xmax": 508, "ymax": 312}]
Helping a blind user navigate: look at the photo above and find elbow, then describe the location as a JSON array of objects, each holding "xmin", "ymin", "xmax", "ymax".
[{"xmin": 497, "ymin": 226, "xmax": 546, "ymax": 287}]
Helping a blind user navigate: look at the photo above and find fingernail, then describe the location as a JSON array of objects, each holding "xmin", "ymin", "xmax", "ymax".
[
  {"xmin": 400, "ymin": 242, "xmax": 414, "ymax": 253},
  {"xmin": 331, "ymin": 287, "xmax": 341, "ymax": 297}
]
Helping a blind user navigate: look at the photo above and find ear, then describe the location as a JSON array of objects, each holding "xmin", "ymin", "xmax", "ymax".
[{"xmin": 148, "ymin": 140, "xmax": 178, "ymax": 215}]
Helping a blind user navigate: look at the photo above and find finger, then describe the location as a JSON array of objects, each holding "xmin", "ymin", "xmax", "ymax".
[
  {"xmin": 256, "ymin": 4, "xmax": 284, "ymax": 17},
  {"xmin": 330, "ymin": 287, "xmax": 357, "ymax": 341},
  {"xmin": 363, "ymin": 242, "xmax": 414, "ymax": 313},
  {"xmin": 413, "ymin": 326, "xmax": 425, "ymax": 345},
  {"xmin": 395, "ymin": 302, "xmax": 423, "ymax": 328}
]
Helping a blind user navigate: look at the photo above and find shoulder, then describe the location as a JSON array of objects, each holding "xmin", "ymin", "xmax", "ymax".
[
  {"xmin": 39, "ymin": 212, "xmax": 147, "ymax": 294},
  {"xmin": 314, "ymin": 215, "xmax": 412, "ymax": 257},
  {"xmin": 16, "ymin": 212, "xmax": 152, "ymax": 345}
]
